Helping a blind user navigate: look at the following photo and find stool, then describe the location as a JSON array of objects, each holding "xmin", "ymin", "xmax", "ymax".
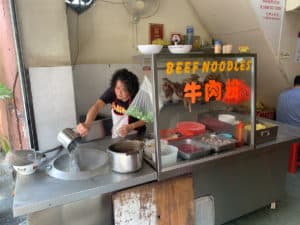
[{"xmin": 288, "ymin": 142, "xmax": 300, "ymax": 174}]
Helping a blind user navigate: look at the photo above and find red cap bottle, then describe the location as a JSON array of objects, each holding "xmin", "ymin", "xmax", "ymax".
[{"xmin": 235, "ymin": 121, "xmax": 244, "ymax": 147}]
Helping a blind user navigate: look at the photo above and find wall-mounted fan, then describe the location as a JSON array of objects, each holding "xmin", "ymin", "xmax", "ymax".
[
  {"xmin": 65, "ymin": 0, "xmax": 95, "ymax": 14},
  {"xmin": 123, "ymin": 0, "xmax": 160, "ymax": 24},
  {"xmin": 123, "ymin": 0, "xmax": 160, "ymax": 47}
]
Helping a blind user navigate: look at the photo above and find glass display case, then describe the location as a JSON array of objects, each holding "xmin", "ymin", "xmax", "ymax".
[{"xmin": 147, "ymin": 53, "xmax": 258, "ymax": 179}]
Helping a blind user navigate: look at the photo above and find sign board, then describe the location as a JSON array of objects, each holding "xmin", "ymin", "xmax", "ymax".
[{"xmin": 251, "ymin": 0, "xmax": 285, "ymax": 55}]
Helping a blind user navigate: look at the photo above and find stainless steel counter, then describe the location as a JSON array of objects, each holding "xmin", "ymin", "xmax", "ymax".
[
  {"xmin": 13, "ymin": 122, "xmax": 300, "ymax": 220},
  {"xmin": 13, "ymin": 137, "xmax": 157, "ymax": 217}
]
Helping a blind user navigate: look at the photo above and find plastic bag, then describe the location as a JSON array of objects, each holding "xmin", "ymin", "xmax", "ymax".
[{"xmin": 126, "ymin": 76, "xmax": 162, "ymax": 123}]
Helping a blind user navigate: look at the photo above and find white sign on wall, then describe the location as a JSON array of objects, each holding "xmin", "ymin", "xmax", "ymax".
[
  {"xmin": 251, "ymin": 0, "xmax": 285, "ymax": 55},
  {"xmin": 296, "ymin": 32, "xmax": 300, "ymax": 63}
]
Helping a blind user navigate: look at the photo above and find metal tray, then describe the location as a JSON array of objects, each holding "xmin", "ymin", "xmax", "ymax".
[
  {"xmin": 171, "ymin": 139, "xmax": 213, "ymax": 160},
  {"xmin": 244, "ymin": 120, "xmax": 278, "ymax": 144},
  {"xmin": 194, "ymin": 134, "xmax": 237, "ymax": 153}
]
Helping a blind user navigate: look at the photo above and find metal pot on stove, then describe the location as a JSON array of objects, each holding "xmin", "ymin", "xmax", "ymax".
[{"xmin": 107, "ymin": 140, "xmax": 144, "ymax": 173}]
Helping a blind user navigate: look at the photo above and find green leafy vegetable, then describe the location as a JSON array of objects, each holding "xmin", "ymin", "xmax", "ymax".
[{"xmin": 0, "ymin": 83, "xmax": 12, "ymax": 99}]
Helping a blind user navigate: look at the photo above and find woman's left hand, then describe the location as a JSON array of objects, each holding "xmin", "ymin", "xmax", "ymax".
[{"xmin": 118, "ymin": 124, "xmax": 133, "ymax": 137}]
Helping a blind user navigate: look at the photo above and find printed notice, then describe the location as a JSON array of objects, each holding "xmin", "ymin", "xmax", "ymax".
[
  {"xmin": 251, "ymin": 0, "xmax": 284, "ymax": 55},
  {"xmin": 296, "ymin": 32, "xmax": 300, "ymax": 63}
]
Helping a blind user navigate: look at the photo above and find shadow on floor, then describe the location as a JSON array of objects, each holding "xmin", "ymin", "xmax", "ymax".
[{"xmin": 223, "ymin": 171, "xmax": 300, "ymax": 225}]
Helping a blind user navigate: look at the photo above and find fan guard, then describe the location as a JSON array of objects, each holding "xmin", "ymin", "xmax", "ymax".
[{"xmin": 123, "ymin": 0, "xmax": 160, "ymax": 23}]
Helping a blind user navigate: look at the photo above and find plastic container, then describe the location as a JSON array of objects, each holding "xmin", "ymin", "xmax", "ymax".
[
  {"xmin": 218, "ymin": 114, "xmax": 236, "ymax": 125},
  {"xmin": 196, "ymin": 134, "xmax": 236, "ymax": 153},
  {"xmin": 222, "ymin": 44, "xmax": 232, "ymax": 54},
  {"xmin": 172, "ymin": 138, "xmax": 212, "ymax": 160},
  {"xmin": 214, "ymin": 40, "xmax": 222, "ymax": 54},
  {"xmin": 186, "ymin": 25, "xmax": 194, "ymax": 45},
  {"xmin": 160, "ymin": 128, "xmax": 193, "ymax": 142},
  {"xmin": 152, "ymin": 145, "xmax": 178, "ymax": 166}
]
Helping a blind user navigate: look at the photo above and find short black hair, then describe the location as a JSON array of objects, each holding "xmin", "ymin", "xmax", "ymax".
[
  {"xmin": 110, "ymin": 68, "xmax": 139, "ymax": 98},
  {"xmin": 294, "ymin": 75, "xmax": 300, "ymax": 86}
]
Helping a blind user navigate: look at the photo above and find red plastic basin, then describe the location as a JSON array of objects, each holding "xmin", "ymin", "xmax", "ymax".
[{"xmin": 176, "ymin": 121, "xmax": 206, "ymax": 135}]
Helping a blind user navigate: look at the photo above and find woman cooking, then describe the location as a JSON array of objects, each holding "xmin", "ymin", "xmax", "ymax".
[{"xmin": 76, "ymin": 68, "xmax": 146, "ymax": 138}]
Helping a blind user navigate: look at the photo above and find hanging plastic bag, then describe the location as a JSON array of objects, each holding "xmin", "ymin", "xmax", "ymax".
[{"xmin": 126, "ymin": 75, "xmax": 162, "ymax": 123}]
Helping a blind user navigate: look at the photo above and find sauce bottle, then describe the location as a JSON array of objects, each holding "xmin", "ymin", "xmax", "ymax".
[
  {"xmin": 186, "ymin": 25, "xmax": 194, "ymax": 45},
  {"xmin": 235, "ymin": 121, "xmax": 244, "ymax": 147},
  {"xmin": 214, "ymin": 40, "xmax": 222, "ymax": 54}
]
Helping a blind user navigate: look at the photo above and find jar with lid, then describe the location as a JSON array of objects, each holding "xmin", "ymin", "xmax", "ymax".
[{"xmin": 214, "ymin": 40, "xmax": 222, "ymax": 54}]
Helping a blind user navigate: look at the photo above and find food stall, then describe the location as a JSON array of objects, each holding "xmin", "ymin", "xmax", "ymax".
[{"xmin": 13, "ymin": 53, "xmax": 300, "ymax": 225}]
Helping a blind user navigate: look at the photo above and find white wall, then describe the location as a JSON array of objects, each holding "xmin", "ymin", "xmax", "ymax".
[
  {"xmin": 188, "ymin": 0, "xmax": 300, "ymax": 108},
  {"xmin": 14, "ymin": 0, "xmax": 211, "ymax": 147},
  {"xmin": 67, "ymin": 0, "xmax": 211, "ymax": 64},
  {"xmin": 73, "ymin": 64, "xmax": 144, "ymax": 118},
  {"xmin": 29, "ymin": 66, "xmax": 77, "ymax": 149},
  {"xmin": 15, "ymin": 0, "xmax": 71, "ymax": 67},
  {"xmin": 15, "ymin": 0, "xmax": 211, "ymax": 66},
  {"xmin": 279, "ymin": 12, "xmax": 300, "ymax": 85}
]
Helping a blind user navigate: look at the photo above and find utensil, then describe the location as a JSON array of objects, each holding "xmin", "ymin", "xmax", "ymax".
[
  {"xmin": 57, "ymin": 128, "xmax": 81, "ymax": 152},
  {"xmin": 107, "ymin": 140, "xmax": 144, "ymax": 173},
  {"xmin": 6, "ymin": 146, "xmax": 63, "ymax": 175}
]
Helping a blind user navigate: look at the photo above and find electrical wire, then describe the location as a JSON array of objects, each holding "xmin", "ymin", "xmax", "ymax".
[
  {"xmin": 97, "ymin": 0, "xmax": 123, "ymax": 4},
  {"xmin": 73, "ymin": 12, "xmax": 80, "ymax": 65},
  {"xmin": 12, "ymin": 71, "xmax": 23, "ymax": 149}
]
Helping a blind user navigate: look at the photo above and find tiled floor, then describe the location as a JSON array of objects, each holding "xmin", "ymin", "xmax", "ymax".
[{"xmin": 1, "ymin": 171, "xmax": 300, "ymax": 225}]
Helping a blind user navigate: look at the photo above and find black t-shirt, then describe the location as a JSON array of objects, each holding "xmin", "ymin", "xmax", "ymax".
[{"xmin": 100, "ymin": 88, "xmax": 146, "ymax": 134}]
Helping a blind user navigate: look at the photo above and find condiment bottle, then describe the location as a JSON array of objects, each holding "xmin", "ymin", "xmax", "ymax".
[
  {"xmin": 186, "ymin": 25, "xmax": 194, "ymax": 45},
  {"xmin": 214, "ymin": 40, "xmax": 222, "ymax": 54},
  {"xmin": 235, "ymin": 121, "xmax": 244, "ymax": 147}
]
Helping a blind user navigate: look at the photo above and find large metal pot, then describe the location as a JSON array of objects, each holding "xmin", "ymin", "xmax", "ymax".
[{"xmin": 107, "ymin": 140, "xmax": 144, "ymax": 173}]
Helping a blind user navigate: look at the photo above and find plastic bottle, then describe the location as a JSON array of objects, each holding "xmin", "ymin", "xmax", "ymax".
[
  {"xmin": 186, "ymin": 25, "xmax": 194, "ymax": 45},
  {"xmin": 214, "ymin": 40, "xmax": 222, "ymax": 54},
  {"xmin": 235, "ymin": 121, "xmax": 244, "ymax": 147}
]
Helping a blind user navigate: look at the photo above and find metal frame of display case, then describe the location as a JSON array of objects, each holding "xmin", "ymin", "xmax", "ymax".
[{"xmin": 150, "ymin": 53, "xmax": 257, "ymax": 180}]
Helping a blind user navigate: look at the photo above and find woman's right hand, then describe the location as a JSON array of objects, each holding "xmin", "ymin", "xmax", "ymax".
[{"xmin": 76, "ymin": 123, "xmax": 90, "ymax": 137}]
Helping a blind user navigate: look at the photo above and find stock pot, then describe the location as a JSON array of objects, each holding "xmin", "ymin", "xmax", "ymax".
[{"xmin": 107, "ymin": 140, "xmax": 144, "ymax": 173}]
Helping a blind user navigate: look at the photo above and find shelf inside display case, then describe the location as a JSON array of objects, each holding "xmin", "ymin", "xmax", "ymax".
[{"xmin": 148, "ymin": 53, "xmax": 257, "ymax": 179}]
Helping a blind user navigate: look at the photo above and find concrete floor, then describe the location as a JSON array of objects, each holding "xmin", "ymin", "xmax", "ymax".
[
  {"xmin": 1, "ymin": 170, "xmax": 300, "ymax": 225},
  {"xmin": 224, "ymin": 170, "xmax": 300, "ymax": 225}
]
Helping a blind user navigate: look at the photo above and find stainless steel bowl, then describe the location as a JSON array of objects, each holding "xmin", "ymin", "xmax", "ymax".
[{"xmin": 107, "ymin": 140, "xmax": 144, "ymax": 173}]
